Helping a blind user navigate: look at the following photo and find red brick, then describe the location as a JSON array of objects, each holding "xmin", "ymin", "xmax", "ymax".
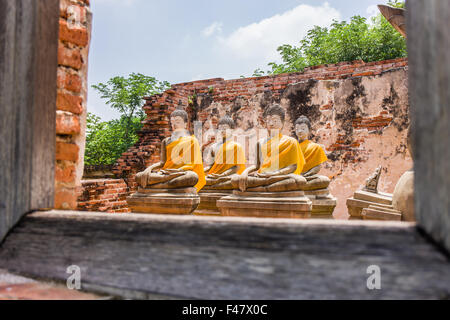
[
  {"xmin": 55, "ymin": 163, "xmax": 76, "ymax": 184},
  {"xmin": 56, "ymin": 142, "xmax": 79, "ymax": 161},
  {"xmin": 56, "ymin": 112, "xmax": 81, "ymax": 135},
  {"xmin": 57, "ymin": 71, "xmax": 82, "ymax": 93},
  {"xmin": 59, "ymin": 20, "xmax": 89, "ymax": 47},
  {"xmin": 57, "ymin": 93, "xmax": 83, "ymax": 115},
  {"xmin": 58, "ymin": 44, "xmax": 82, "ymax": 70},
  {"xmin": 60, "ymin": 1, "xmax": 87, "ymax": 25},
  {"xmin": 352, "ymin": 71, "xmax": 375, "ymax": 77},
  {"xmin": 0, "ymin": 283, "xmax": 100, "ymax": 300},
  {"xmin": 54, "ymin": 188, "xmax": 78, "ymax": 210}
]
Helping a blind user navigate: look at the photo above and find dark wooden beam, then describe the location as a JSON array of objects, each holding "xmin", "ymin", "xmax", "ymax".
[
  {"xmin": 407, "ymin": 0, "xmax": 450, "ymax": 252},
  {"xmin": 0, "ymin": 0, "xmax": 59, "ymax": 242},
  {"xmin": 0, "ymin": 211, "xmax": 448, "ymax": 299}
]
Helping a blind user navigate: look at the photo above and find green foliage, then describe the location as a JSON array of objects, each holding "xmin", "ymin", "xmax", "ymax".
[
  {"xmin": 256, "ymin": 0, "xmax": 406, "ymax": 76},
  {"xmin": 92, "ymin": 73, "xmax": 170, "ymax": 121},
  {"xmin": 84, "ymin": 113, "xmax": 144, "ymax": 166},
  {"xmin": 87, "ymin": 73, "xmax": 170, "ymax": 165}
]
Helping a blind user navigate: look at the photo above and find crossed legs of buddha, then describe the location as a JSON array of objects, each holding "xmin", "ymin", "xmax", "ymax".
[
  {"xmin": 302, "ymin": 175, "xmax": 330, "ymax": 191},
  {"xmin": 136, "ymin": 171, "xmax": 199, "ymax": 189},
  {"xmin": 231, "ymin": 174, "xmax": 306, "ymax": 193}
]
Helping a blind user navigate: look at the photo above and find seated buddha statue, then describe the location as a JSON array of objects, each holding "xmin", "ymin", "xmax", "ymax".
[
  {"xmin": 295, "ymin": 116, "xmax": 331, "ymax": 191},
  {"xmin": 135, "ymin": 108, "xmax": 206, "ymax": 192},
  {"xmin": 203, "ymin": 116, "xmax": 246, "ymax": 190},
  {"xmin": 232, "ymin": 105, "xmax": 307, "ymax": 193}
]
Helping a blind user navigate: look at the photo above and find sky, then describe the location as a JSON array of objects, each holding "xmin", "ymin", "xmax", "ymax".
[{"xmin": 88, "ymin": 0, "xmax": 387, "ymax": 120}]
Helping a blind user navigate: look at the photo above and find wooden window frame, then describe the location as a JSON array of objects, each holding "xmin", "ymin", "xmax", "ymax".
[{"xmin": 0, "ymin": 0, "xmax": 449, "ymax": 299}]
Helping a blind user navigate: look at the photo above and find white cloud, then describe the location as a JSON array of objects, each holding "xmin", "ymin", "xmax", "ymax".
[
  {"xmin": 366, "ymin": 5, "xmax": 380, "ymax": 20},
  {"xmin": 202, "ymin": 22, "xmax": 223, "ymax": 37},
  {"xmin": 214, "ymin": 3, "xmax": 341, "ymax": 70}
]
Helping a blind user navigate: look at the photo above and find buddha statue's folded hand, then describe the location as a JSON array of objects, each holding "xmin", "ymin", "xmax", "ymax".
[
  {"xmin": 163, "ymin": 168, "xmax": 185, "ymax": 174},
  {"xmin": 255, "ymin": 172, "xmax": 274, "ymax": 179},
  {"xmin": 238, "ymin": 173, "xmax": 249, "ymax": 192}
]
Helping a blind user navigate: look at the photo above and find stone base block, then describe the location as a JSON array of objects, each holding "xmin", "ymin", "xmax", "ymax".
[
  {"xmin": 362, "ymin": 205, "xmax": 402, "ymax": 221},
  {"xmin": 217, "ymin": 191, "xmax": 312, "ymax": 219},
  {"xmin": 304, "ymin": 189, "xmax": 337, "ymax": 219},
  {"xmin": 346, "ymin": 190, "xmax": 394, "ymax": 220},
  {"xmin": 194, "ymin": 190, "xmax": 232, "ymax": 216},
  {"xmin": 127, "ymin": 188, "xmax": 200, "ymax": 215}
]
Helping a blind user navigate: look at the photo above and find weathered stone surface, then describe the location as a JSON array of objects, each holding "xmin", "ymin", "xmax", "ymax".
[
  {"xmin": 127, "ymin": 188, "xmax": 200, "ymax": 215},
  {"xmin": 354, "ymin": 190, "xmax": 393, "ymax": 205},
  {"xmin": 408, "ymin": 0, "xmax": 450, "ymax": 251},
  {"xmin": 217, "ymin": 191, "xmax": 312, "ymax": 219},
  {"xmin": 392, "ymin": 170, "xmax": 415, "ymax": 222},
  {"xmin": 1, "ymin": 211, "xmax": 449, "ymax": 299},
  {"xmin": 304, "ymin": 190, "xmax": 337, "ymax": 219},
  {"xmin": 347, "ymin": 190, "xmax": 394, "ymax": 220},
  {"xmin": 194, "ymin": 190, "xmax": 232, "ymax": 216},
  {"xmin": 362, "ymin": 206, "xmax": 402, "ymax": 221}
]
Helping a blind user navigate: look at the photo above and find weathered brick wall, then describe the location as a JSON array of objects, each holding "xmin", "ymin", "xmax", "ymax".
[
  {"xmin": 113, "ymin": 58, "xmax": 411, "ymax": 219},
  {"xmin": 55, "ymin": 0, "xmax": 91, "ymax": 210},
  {"xmin": 77, "ymin": 179, "xmax": 131, "ymax": 213}
]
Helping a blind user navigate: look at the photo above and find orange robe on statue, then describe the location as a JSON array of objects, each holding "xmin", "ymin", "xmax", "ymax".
[
  {"xmin": 299, "ymin": 140, "xmax": 328, "ymax": 173},
  {"xmin": 208, "ymin": 140, "xmax": 246, "ymax": 176},
  {"xmin": 163, "ymin": 135, "xmax": 206, "ymax": 191},
  {"xmin": 259, "ymin": 134, "xmax": 305, "ymax": 175}
]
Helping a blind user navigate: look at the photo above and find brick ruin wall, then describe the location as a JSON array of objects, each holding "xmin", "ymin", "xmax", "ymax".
[
  {"xmin": 77, "ymin": 179, "xmax": 130, "ymax": 213},
  {"xmin": 109, "ymin": 58, "xmax": 411, "ymax": 219},
  {"xmin": 55, "ymin": 0, "xmax": 91, "ymax": 210}
]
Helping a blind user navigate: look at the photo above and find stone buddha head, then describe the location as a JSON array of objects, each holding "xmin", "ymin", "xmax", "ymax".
[
  {"xmin": 295, "ymin": 116, "xmax": 312, "ymax": 142},
  {"xmin": 264, "ymin": 105, "xmax": 285, "ymax": 136},
  {"xmin": 217, "ymin": 116, "xmax": 235, "ymax": 140},
  {"xmin": 170, "ymin": 109, "xmax": 189, "ymax": 132}
]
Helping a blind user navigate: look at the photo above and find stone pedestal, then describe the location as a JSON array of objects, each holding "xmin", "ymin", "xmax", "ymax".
[
  {"xmin": 346, "ymin": 190, "xmax": 401, "ymax": 220},
  {"xmin": 127, "ymin": 188, "xmax": 200, "ymax": 215},
  {"xmin": 217, "ymin": 191, "xmax": 312, "ymax": 219},
  {"xmin": 361, "ymin": 205, "xmax": 402, "ymax": 221},
  {"xmin": 194, "ymin": 190, "xmax": 232, "ymax": 216},
  {"xmin": 392, "ymin": 171, "xmax": 415, "ymax": 222},
  {"xmin": 304, "ymin": 188, "xmax": 337, "ymax": 219}
]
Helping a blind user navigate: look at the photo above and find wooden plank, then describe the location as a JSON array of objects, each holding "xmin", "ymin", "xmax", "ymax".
[
  {"xmin": 30, "ymin": 0, "xmax": 58, "ymax": 209},
  {"xmin": 407, "ymin": 0, "xmax": 450, "ymax": 252},
  {"xmin": 0, "ymin": 211, "xmax": 449, "ymax": 300},
  {"xmin": 0, "ymin": 0, "xmax": 58, "ymax": 242},
  {"xmin": 0, "ymin": 0, "xmax": 17, "ymax": 243}
]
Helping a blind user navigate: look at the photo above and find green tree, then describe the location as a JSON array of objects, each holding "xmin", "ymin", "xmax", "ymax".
[
  {"xmin": 84, "ymin": 113, "xmax": 145, "ymax": 166},
  {"xmin": 92, "ymin": 73, "xmax": 170, "ymax": 146},
  {"xmin": 86, "ymin": 73, "xmax": 170, "ymax": 166},
  {"xmin": 258, "ymin": 0, "xmax": 406, "ymax": 76}
]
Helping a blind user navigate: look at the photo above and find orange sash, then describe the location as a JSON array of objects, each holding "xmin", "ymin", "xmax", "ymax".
[
  {"xmin": 259, "ymin": 134, "xmax": 305, "ymax": 175},
  {"xmin": 163, "ymin": 135, "xmax": 206, "ymax": 191},
  {"xmin": 299, "ymin": 140, "xmax": 328, "ymax": 173}
]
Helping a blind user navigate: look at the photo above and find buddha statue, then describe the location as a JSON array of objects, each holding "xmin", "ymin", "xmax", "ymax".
[
  {"xmin": 135, "ymin": 108, "xmax": 205, "ymax": 191},
  {"xmin": 128, "ymin": 108, "xmax": 205, "ymax": 215},
  {"xmin": 203, "ymin": 116, "xmax": 246, "ymax": 190},
  {"xmin": 218, "ymin": 105, "xmax": 312, "ymax": 218},
  {"xmin": 295, "ymin": 116, "xmax": 337, "ymax": 218},
  {"xmin": 295, "ymin": 116, "xmax": 331, "ymax": 191},
  {"xmin": 231, "ymin": 105, "xmax": 307, "ymax": 193},
  {"xmin": 195, "ymin": 116, "xmax": 246, "ymax": 216}
]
